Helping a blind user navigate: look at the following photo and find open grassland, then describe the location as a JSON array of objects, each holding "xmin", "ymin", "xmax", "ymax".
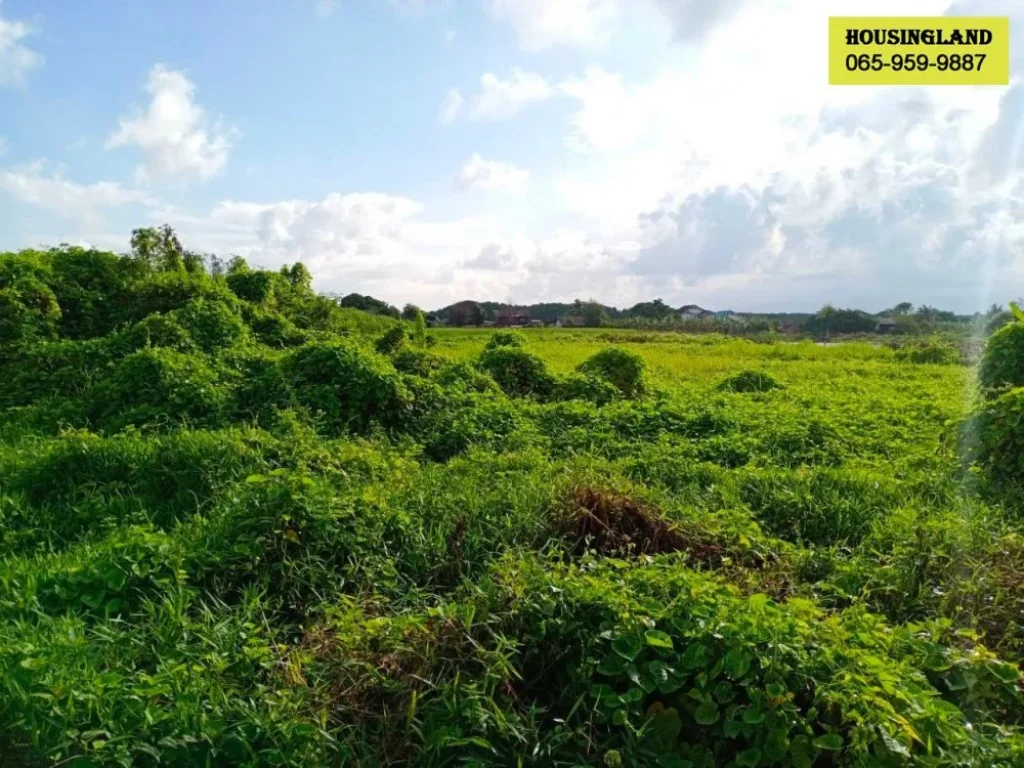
[{"xmin": 1, "ymin": 245, "xmax": 1023, "ymax": 767}]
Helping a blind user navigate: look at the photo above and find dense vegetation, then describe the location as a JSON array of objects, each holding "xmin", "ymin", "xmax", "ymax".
[{"xmin": 1, "ymin": 234, "xmax": 1023, "ymax": 767}]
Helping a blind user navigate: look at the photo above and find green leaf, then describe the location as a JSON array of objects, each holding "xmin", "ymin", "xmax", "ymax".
[
  {"xmin": 645, "ymin": 629, "xmax": 674, "ymax": 650},
  {"xmin": 736, "ymin": 747, "xmax": 762, "ymax": 767},
  {"xmin": 613, "ymin": 634, "xmax": 644, "ymax": 661},
  {"xmin": 598, "ymin": 653, "xmax": 628, "ymax": 676},
  {"xmin": 694, "ymin": 701, "xmax": 720, "ymax": 726},
  {"xmin": 245, "ymin": 474, "xmax": 267, "ymax": 484},
  {"xmin": 742, "ymin": 707, "xmax": 765, "ymax": 725},
  {"xmin": 1010, "ymin": 301, "xmax": 1024, "ymax": 323},
  {"xmin": 765, "ymin": 683, "xmax": 786, "ymax": 698},
  {"xmin": 813, "ymin": 733, "xmax": 844, "ymax": 752},
  {"xmin": 724, "ymin": 649, "xmax": 751, "ymax": 679}
]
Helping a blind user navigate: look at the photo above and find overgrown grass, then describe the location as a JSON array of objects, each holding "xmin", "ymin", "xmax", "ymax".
[{"xmin": 0, "ymin": 246, "xmax": 1022, "ymax": 766}]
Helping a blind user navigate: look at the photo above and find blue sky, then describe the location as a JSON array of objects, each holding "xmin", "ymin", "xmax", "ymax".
[{"xmin": 1, "ymin": 0, "xmax": 1022, "ymax": 312}]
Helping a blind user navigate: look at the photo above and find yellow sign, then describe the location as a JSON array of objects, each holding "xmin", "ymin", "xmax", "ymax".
[{"xmin": 829, "ymin": 17, "xmax": 1009, "ymax": 85}]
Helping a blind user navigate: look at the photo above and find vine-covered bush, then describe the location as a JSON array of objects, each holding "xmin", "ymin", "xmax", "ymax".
[
  {"xmin": 978, "ymin": 322, "xmax": 1024, "ymax": 395},
  {"xmin": 478, "ymin": 346, "xmax": 556, "ymax": 398},
  {"xmin": 717, "ymin": 370, "xmax": 784, "ymax": 393},
  {"xmin": 577, "ymin": 348, "xmax": 647, "ymax": 398},
  {"xmin": 279, "ymin": 341, "xmax": 410, "ymax": 434}
]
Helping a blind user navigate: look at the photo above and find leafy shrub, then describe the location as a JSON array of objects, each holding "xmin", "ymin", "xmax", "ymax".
[
  {"xmin": 226, "ymin": 269, "xmax": 278, "ymax": 305},
  {"xmin": 242, "ymin": 305, "xmax": 308, "ymax": 348},
  {"xmin": 484, "ymin": 330, "xmax": 527, "ymax": 351},
  {"xmin": 392, "ymin": 348, "xmax": 445, "ymax": 376},
  {"xmin": 433, "ymin": 362, "xmax": 500, "ymax": 394},
  {"xmin": 478, "ymin": 346, "xmax": 556, "ymax": 398},
  {"xmin": 978, "ymin": 322, "xmax": 1024, "ymax": 395},
  {"xmin": 968, "ymin": 387, "xmax": 1024, "ymax": 485},
  {"xmin": 170, "ymin": 297, "xmax": 248, "ymax": 353},
  {"xmin": 279, "ymin": 341, "xmax": 410, "ymax": 434},
  {"xmin": 895, "ymin": 342, "xmax": 960, "ymax": 365},
  {"xmin": 374, "ymin": 325, "xmax": 406, "ymax": 355},
  {"xmin": 716, "ymin": 369, "xmax": 784, "ymax": 393},
  {"xmin": 0, "ymin": 276, "xmax": 61, "ymax": 345},
  {"xmin": 89, "ymin": 348, "xmax": 227, "ymax": 431},
  {"xmin": 577, "ymin": 348, "xmax": 647, "ymax": 398},
  {"xmin": 117, "ymin": 313, "xmax": 194, "ymax": 353},
  {"xmin": 552, "ymin": 373, "xmax": 621, "ymax": 406},
  {"xmin": 424, "ymin": 395, "xmax": 535, "ymax": 461}
]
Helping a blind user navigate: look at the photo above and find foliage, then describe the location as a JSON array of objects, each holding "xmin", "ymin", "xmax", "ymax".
[
  {"xmin": 0, "ymin": 235, "xmax": 1022, "ymax": 767},
  {"xmin": 978, "ymin": 322, "xmax": 1024, "ymax": 395},
  {"xmin": 484, "ymin": 330, "xmax": 528, "ymax": 351},
  {"xmin": 578, "ymin": 347, "xmax": 648, "ymax": 398},
  {"xmin": 478, "ymin": 345, "xmax": 556, "ymax": 398},
  {"xmin": 717, "ymin": 370, "xmax": 784, "ymax": 393},
  {"xmin": 278, "ymin": 340, "xmax": 411, "ymax": 434}
]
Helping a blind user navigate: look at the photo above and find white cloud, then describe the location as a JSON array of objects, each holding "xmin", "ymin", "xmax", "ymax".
[
  {"xmin": 488, "ymin": 0, "xmax": 617, "ymax": 49},
  {"xmin": 455, "ymin": 154, "xmax": 529, "ymax": 193},
  {"xmin": 438, "ymin": 87, "xmax": 464, "ymax": 124},
  {"xmin": 0, "ymin": 10, "xmax": 44, "ymax": 87},
  {"xmin": 471, "ymin": 69, "xmax": 553, "ymax": 121},
  {"xmin": 106, "ymin": 64, "xmax": 237, "ymax": 184},
  {"xmin": 0, "ymin": 160, "xmax": 153, "ymax": 226}
]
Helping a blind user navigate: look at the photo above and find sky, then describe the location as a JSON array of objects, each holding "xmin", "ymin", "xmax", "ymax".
[{"xmin": 1, "ymin": 0, "xmax": 1023, "ymax": 313}]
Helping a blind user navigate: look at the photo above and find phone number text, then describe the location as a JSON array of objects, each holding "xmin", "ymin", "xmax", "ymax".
[{"xmin": 845, "ymin": 52, "xmax": 986, "ymax": 72}]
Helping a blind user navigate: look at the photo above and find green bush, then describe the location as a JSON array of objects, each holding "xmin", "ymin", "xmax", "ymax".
[
  {"xmin": 433, "ymin": 362, "xmax": 501, "ymax": 394},
  {"xmin": 716, "ymin": 369, "xmax": 784, "ymax": 393},
  {"xmin": 968, "ymin": 387, "xmax": 1024, "ymax": 485},
  {"xmin": 895, "ymin": 342, "xmax": 960, "ymax": 365},
  {"xmin": 577, "ymin": 348, "xmax": 647, "ymax": 398},
  {"xmin": 172, "ymin": 298, "xmax": 248, "ymax": 353},
  {"xmin": 478, "ymin": 346, "xmax": 555, "ymax": 398},
  {"xmin": 226, "ymin": 269, "xmax": 278, "ymax": 305},
  {"xmin": 279, "ymin": 341, "xmax": 410, "ymax": 434},
  {"xmin": 117, "ymin": 313, "xmax": 195, "ymax": 353},
  {"xmin": 978, "ymin": 322, "xmax": 1024, "ymax": 395},
  {"xmin": 552, "ymin": 373, "xmax": 621, "ymax": 406},
  {"xmin": 374, "ymin": 325, "xmax": 406, "ymax": 355},
  {"xmin": 0, "ymin": 276, "xmax": 61, "ymax": 345},
  {"xmin": 484, "ymin": 330, "xmax": 527, "ymax": 351},
  {"xmin": 392, "ymin": 348, "xmax": 445, "ymax": 376},
  {"xmin": 89, "ymin": 348, "xmax": 227, "ymax": 431}
]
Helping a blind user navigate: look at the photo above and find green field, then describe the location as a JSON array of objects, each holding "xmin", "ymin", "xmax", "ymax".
[{"xmin": 1, "ymin": 244, "xmax": 1023, "ymax": 767}]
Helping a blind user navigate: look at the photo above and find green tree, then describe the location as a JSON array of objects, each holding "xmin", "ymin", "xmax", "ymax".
[{"xmin": 402, "ymin": 303, "xmax": 423, "ymax": 322}]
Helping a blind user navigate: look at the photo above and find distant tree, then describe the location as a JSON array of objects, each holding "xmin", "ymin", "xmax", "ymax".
[
  {"xmin": 804, "ymin": 305, "xmax": 876, "ymax": 335},
  {"xmin": 581, "ymin": 299, "xmax": 607, "ymax": 328},
  {"xmin": 413, "ymin": 310, "xmax": 427, "ymax": 346},
  {"xmin": 130, "ymin": 225, "xmax": 184, "ymax": 272},
  {"xmin": 402, "ymin": 303, "xmax": 423, "ymax": 322},
  {"xmin": 281, "ymin": 263, "xmax": 313, "ymax": 290},
  {"xmin": 449, "ymin": 300, "xmax": 483, "ymax": 327},
  {"xmin": 227, "ymin": 256, "xmax": 250, "ymax": 275},
  {"xmin": 891, "ymin": 302, "xmax": 914, "ymax": 316},
  {"xmin": 339, "ymin": 293, "xmax": 400, "ymax": 318}
]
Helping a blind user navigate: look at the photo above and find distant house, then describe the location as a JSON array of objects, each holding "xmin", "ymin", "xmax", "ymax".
[
  {"xmin": 779, "ymin": 322, "xmax": 801, "ymax": 334},
  {"xmin": 529, "ymin": 319, "xmax": 545, "ymax": 328},
  {"xmin": 497, "ymin": 305, "xmax": 531, "ymax": 327},
  {"xmin": 678, "ymin": 304, "xmax": 714, "ymax": 320},
  {"xmin": 875, "ymin": 317, "xmax": 899, "ymax": 333},
  {"xmin": 555, "ymin": 315, "xmax": 586, "ymax": 328}
]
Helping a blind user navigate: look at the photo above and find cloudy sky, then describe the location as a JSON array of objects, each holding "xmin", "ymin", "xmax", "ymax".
[{"xmin": 1, "ymin": 0, "xmax": 1022, "ymax": 312}]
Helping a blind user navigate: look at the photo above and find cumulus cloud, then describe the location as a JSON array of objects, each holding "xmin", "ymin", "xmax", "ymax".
[
  {"xmin": 470, "ymin": 69, "xmax": 553, "ymax": 121},
  {"xmin": 455, "ymin": 154, "xmax": 529, "ymax": 193},
  {"xmin": 437, "ymin": 87, "xmax": 464, "ymax": 124},
  {"xmin": 106, "ymin": 64, "xmax": 237, "ymax": 184},
  {"xmin": 487, "ymin": 0, "xmax": 616, "ymax": 49},
  {"xmin": 0, "ymin": 10, "xmax": 43, "ymax": 87},
  {"xmin": 0, "ymin": 160, "xmax": 153, "ymax": 226}
]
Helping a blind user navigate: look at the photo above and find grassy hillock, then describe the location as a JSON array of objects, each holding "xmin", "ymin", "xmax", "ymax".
[{"xmin": 0, "ymin": 237, "xmax": 1023, "ymax": 767}]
